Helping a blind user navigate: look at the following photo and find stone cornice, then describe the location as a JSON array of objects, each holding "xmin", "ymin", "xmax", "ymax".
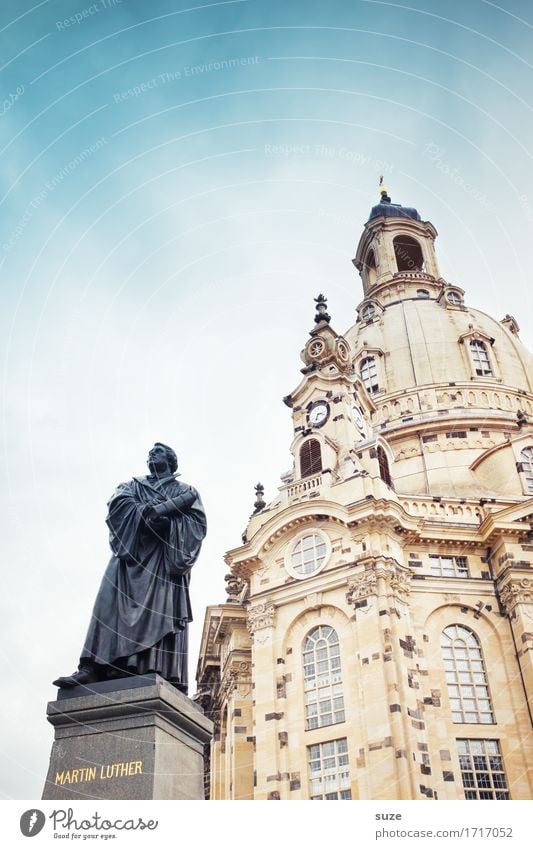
[{"xmin": 227, "ymin": 495, "xmax": 527, "ymax": 579}]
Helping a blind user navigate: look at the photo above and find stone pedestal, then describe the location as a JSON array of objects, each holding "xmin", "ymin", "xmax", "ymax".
[{"xmin": 42, "ymin": 673, "xmax": 213, "ymax": 800}]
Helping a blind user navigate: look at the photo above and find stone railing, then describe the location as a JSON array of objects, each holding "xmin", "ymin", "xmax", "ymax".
[
  {"xmin": 371, "ymin": 383, "xmax": 532, "ymax": 429},
  {"xmin": 393, "ymin": 270, "xmax": 436, "ymax": 283},
  {"xmin": 286, "ymin": 474, "xmax": 323, "ymax": 498},
  {"xmin": 400, "ymin": 497, "xmax": 483, "ymax": 523}
]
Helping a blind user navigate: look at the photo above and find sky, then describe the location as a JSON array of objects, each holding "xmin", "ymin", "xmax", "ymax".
[{"xmin": 0, "ymin": 0, "xmax": 532, "ymax": 800}]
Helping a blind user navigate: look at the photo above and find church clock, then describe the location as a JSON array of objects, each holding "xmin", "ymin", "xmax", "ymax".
[
  {"xmin": 307, "ymin": 400, "xmax": 330, "ymax": 428},
  {"xmin": 352, "ymin": 404, "xmax": 366, "ymax": 434}
]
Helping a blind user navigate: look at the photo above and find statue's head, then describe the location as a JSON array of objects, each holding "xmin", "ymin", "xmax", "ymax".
[{"xmin": 148, "ymin": 443, "xmax": 178, "ymax": 474}]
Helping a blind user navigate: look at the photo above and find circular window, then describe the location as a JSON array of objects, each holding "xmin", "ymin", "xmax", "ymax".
[
  {"xmin": 308, "ymin": 339, "xmax": 325, "ymax": 358},
  {"xmin": 285, "ymin": 532, "xmax": 331, "ymax": 579},
  {"xmin": 362, "ymin": 303, "xmax": 375, "ymax": 321},
  {"xmin": 337, "ymin": 340, "xmax": 349, "ymax": 361},
  {"xmin": 447, "ymin": 290, "xmax": 462, "ymax": 305}
]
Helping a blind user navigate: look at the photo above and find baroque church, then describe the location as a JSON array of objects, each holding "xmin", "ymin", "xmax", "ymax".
[{"xmin": 196, "ymin": 185, "xmax": 533, "ymax": 800}]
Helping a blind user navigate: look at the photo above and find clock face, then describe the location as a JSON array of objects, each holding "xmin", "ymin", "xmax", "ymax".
[
  {"xmin": 352, "ymin": 406, "xmax": 365, "ymax": 432},
  {"xmin": 308, "ymin": 401, "xmax": 329, "ymax": 427}
]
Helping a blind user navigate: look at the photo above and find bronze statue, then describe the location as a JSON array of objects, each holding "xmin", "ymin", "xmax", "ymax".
[{"xmin": 53, "ymin": 443, "xmax": 206, "ymax": 694}]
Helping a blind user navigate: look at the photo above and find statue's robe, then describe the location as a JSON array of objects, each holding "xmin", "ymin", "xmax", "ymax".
[{"xmin": 80, "ymin": 474, "xmax": 206, "ymax": 692}]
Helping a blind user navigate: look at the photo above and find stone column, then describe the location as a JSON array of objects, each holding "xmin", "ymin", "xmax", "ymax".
[
  {"xmin": 346, "ymin": 556, "xmax": 418, "ymax": 800},
  {"xmin": 42, "ymin": 674, "xmax": 212, "ymax": 800},
  {"xmin": 497, "ymin": 573, "xmax": 533, "ymax": 722},
  {"xmin": 246, "ymin": 601, "xmax": 279, "ymax": 799},
  {"xmin": 217, "ymin": 661, "xmax": 254, "ymax": 799}
]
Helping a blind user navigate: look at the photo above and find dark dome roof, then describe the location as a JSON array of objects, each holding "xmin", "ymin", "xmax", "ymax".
[{"xmin": 368, "ymin": 195, "xmax": 421, "ymax": 222}]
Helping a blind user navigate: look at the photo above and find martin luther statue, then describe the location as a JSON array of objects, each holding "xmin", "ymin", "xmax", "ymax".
[{"xmin": 53, "ymin": 443, "xmax": 206, "ymax": 695}]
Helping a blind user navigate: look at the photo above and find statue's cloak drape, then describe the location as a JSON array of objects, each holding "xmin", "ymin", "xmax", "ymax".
[{"xmin": 80, "ymin": 474, "xmax": 206, "ymax": 685}]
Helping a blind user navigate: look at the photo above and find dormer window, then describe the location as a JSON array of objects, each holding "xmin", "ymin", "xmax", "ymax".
[
  {"xmin": 459, "ymin": 329, "xmax": 499, "ymax": 381},
  {"xmin": 447, "ymin": 290, "xmax": 462, "ymax": 306},
  {"xmin": 360, "ymin": 357, "xmax": 379, "ymax": 394},
  {"xmin": 470, "ymin": 340, "xmax": 493, "ymax": 376},
  {"xmin": 393, "ymin": 235, "xmax": 424, "ymax": 272},
  {"xmin": 361, "ymin": 303, "xmax": 375, "ymax": 321}
]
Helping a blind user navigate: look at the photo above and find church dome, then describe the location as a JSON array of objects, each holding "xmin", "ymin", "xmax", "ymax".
[
  {"xmin": 367, "ymin": 181, "xmax": 421, "ymax": 223},
  {"xmin": 345, "ymin": 299, "xmax": 532, "ymax": 398},
  {"xmin": 368, "ymin": 198, "xmax": 421, "ymax": 222},
  {"xmin": 347, "ymin": 191, "xmax": 533, "ymax": 497}
]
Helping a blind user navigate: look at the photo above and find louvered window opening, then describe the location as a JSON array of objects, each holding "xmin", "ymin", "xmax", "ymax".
[
  {"xmin": 300, "ymin": 439, "xmax": 322, "ymax": 477},
  {"xmin": 377, "ymin": 445, "xmax": 392, "ymax": 487}
]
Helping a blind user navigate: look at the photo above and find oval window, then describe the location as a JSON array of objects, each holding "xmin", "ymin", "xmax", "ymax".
[{"xmin": 285, "ymin": 532, "xmax": 330, "ymax": 578}]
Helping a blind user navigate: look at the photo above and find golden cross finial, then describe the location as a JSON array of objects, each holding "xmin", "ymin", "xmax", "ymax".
[{"xmin": 379, "ymin": 175, "xmax": 388, "ymax": 197}]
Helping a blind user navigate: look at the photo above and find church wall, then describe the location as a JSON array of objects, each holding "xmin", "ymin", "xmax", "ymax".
[{"xmin": 421, "ymin": 602, "xmax": 533, "ymax": 801}]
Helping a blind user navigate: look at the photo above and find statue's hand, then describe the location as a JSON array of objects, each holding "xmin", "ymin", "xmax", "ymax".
[
  {"xmin": 150, "ymin": 490, "xmax": 196, "ymax": 518},
  {"xmin": 143, "ymin": 505, "xmax": 170, "ymax": 530}
]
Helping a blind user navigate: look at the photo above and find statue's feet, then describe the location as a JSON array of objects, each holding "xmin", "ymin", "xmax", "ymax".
[{"xmin": 52, "ymin": 667, "xmax": 100, "ymax": 688}]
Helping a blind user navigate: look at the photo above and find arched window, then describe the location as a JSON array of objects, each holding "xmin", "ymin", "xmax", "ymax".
[
  {"xmin": 364, "ymin": 249, "xmax": 377, "ymax": 289},
  {"xmin": 393, "ymin": 235, "xmax": 424, "ymax": 272},
  {"xmin": 360, "ymin": 356, "xmax": 379, "ymax": 394},
  {"xmin": 518, "ymin": 447, "xmax": 533, "ymax": 493},
  {"xmin": 377, "ymin": 445, "xmax": 392, "ymax": 487},
  {"xmin": 417, "ymin": 289, "xmax": 430, "ymax": 298},
  {"xmin": 300, "ymin": 439, "xmax": 322, "ymax": 477},
  {"xmin": 303, "ymin": 626, "xmax": 345, "ymax": 730},
  {"xmin": 441, "ymin": 625, "xmax": 494, "ymax": 724},
  {"xmin": 470, "ymin": 340, "xmax": 493, "ymax": 376}
]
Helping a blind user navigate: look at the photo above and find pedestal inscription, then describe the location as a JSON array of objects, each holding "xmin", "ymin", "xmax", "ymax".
[{"xmin": 42, "ymin": 674, "xmax": 212, "ymax": 800}]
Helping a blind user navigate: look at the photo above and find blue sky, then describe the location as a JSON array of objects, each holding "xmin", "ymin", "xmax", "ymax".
[{"xmin": 1, "ymin": 0, "xmax": 532, "ymax": 799}]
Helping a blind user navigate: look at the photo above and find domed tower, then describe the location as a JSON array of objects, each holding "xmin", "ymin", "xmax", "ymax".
[
  {"xmin": 197, "ymin": 187, "xmax": 533, "ymax": 802},
  {"xmin": 349, "ymin": 181, "xmax": 533, "ymax": 498}
]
